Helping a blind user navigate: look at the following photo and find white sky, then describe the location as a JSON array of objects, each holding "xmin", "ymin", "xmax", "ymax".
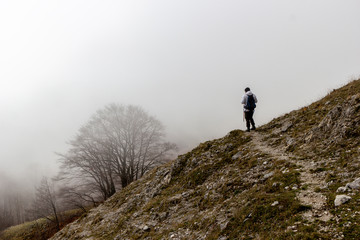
[{"xmin": 0, "ymin": 0, "xmax": 359, "ymax": 189}]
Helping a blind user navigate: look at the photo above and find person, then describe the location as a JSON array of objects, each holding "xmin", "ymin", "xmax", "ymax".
[{"xmin": 241, "ymin": 87, "xmax": 258, "ymax": 132}]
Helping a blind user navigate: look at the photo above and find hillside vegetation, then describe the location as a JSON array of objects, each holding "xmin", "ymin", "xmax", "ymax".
[
  {"xmin": 49, "ymin": 79, "xmax": 360, "ymax": 239},
  {"xmin": 4, "ymin": 79, "xmax": 360, "ymax": 240},
  {"xmin": 0, "ymin": 209, "xmax": 84, "ymax": 240}
]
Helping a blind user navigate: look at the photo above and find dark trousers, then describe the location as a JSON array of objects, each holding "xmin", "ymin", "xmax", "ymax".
[{"xmin": 245, "ymin": 111, "xmax": 255, "ymax": 130}]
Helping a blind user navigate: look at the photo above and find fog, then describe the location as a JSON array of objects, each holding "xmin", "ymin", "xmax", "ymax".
[{"xmin": 0, "ymin": 0, "xmax": 359, "ymax": 192}]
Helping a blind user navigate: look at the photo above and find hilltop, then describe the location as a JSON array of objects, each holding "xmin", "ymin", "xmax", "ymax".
[{"xmin": 44, "ymin": 79, "xmax": 360, "ymax": 239}]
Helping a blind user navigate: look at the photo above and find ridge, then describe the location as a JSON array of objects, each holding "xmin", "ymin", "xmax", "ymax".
[{"xmin": 49, "ymin": 79, "xmax": 360, "ymax": 240}]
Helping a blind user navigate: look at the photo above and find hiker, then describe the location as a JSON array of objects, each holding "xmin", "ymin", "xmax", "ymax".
[{"xmin": 241, "ymin": 87, "xmax": 258, "ymax": 132}]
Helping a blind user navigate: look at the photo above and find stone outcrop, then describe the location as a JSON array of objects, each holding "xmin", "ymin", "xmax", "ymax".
[
  {"xmin": 306, "ymin": 93, "xmax": 360, "ymax": 145},
  {"xmin": 334, "ymin": 195, "xmax": 352, "ymax": 207}
]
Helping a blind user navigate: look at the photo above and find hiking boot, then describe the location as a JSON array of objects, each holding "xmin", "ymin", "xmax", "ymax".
[
  {"xmin": 251, "ymin": 127, "xmax": 256, "ymax": 130},
  {"xmin": 246, "ymin": 129, "xmax": 250, "ymax": 132}
]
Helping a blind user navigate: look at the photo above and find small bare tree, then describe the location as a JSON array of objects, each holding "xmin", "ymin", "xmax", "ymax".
[
  {"xmin": 58, "ymin": 104, "xmax": 176, "ymax": 201},
  {"xmin": 29, "ymin": 177, "xmax": 61, "ymax": 231},
  {"xmin": 57, "ymin": 184, "xmax": 101, "ymax": 213}
]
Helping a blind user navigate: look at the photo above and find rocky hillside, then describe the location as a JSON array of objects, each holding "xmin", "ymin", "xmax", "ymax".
[{"xmin": 51, "ymin": 79, "xmax": 360, "ymax": 240}]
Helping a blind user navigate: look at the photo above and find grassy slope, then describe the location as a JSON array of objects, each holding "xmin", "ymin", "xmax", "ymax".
[
  {"xmin": 52, "ymin": 79, "xmax": 360, "ymax": 240},
  {"xmin": 260, "ymin": 79, "xmax": 360, "ymax": 239},
  {"xmin": 5, "ymin": 79, "xmax": 360, "ymax": 240},
  {"xmin": 51, "ymin": 130, "xmax": 327, "ymax": 239},
  {"xmin": 0, "ymin": 209, "xmax": 84, "ymax": 240},
  {"xmin": 261, "ymin": 79, "xmax": 360, "ymax": 148}
]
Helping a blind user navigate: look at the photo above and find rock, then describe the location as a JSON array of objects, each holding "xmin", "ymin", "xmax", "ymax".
[
  {"xmin": 219, "ymin": 221, "xmax": 229, "ymax": 231},
  {"xmin": 263, "ymin": 172, "xmax": 274, "ymax": 180},
  {"xmin": 318, "ymin": 105, "xmax": 342, "ymax": 130},
  {"xmin": 334, "ymin": 195, "xmax": 352, "ymax": 207},
  {"xmin": 243, "ymin": 212, "xmax": 252, "ymax": 223},
  {"xmin": 232, "ymin": 151, "xmax": 242, "ymax": 160},
  {"xmin": 336, "ymin": 186, "xmax": 348, "ymax": 193},
  {"xmin": 281, "ymin": 121, "xmax": 293, "ymax": 132},
  {"xmin": 271, "ymin": 201, "xmax": 279, "ymax": 206},
  {"xmin": 159, "ymin": 212, "xmax": 168, "ymax": 221},
  {"xmin": 272, "ymin": 182, "xmax": 281, "ymax": 187},
  {"xmin": 168, "ymin": 194, "xmax": 182, "ymax": 204},
  {"xmin": 304, "ymin": 131, "xmax": 313, "ymax": 141},
  {"xmin": 286, "ymin": 138, "xmax": 295, "ymax": 146},
  {"xmin": 181, "ymin": 190, "xmax": 194, "ymax": 199},
  {"xmin": 162, "ymin": 171, "xmax": 171, "ymax": 185},
  {"xmin": 169, "ymin": 233, "xmax": 177, "ymax": 239},
  {"xmin": 345, "ymin": 178, "xmax": 360, "ymax": 190},
  {"xmin": 142, "ymin": 225, "xmax": 150, "ymax": 232}
]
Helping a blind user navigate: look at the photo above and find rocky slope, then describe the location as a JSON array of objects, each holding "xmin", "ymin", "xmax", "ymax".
[{"xmin": 51, "ymin": 79, "xmax": 360, "ymax": 240}]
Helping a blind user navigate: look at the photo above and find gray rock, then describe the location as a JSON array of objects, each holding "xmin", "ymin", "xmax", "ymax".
[
  {"xmin": 281, "ymin": 121, "xmax": 293, "ymax": 132},
  {"xmin": 336, "ymin": 186, "xmax": 348, "ymax": 193},
  {"xmin": 168, "ymin": 194, "xmax": 182, "ymax": 204},
  {"xmin": 334, "ymin": 195, "xmax": 352, "ymax": 207},
  {"xmin": 346, "ymin": 178, "xmax": 360, "ymax": 190},
  {"xmin": 142, "ymin": 225, "xmax": 150, "ymax": 232},
  {"xmin": 271, "ymin": 201, "xmax": 279, "ymax": 206},
  {"xmin": 181, "ymin": 190, "xmax": 194, "ymax": 199},
  {"xmin": 272, "ymin": 182, "xmax": 281, "ymax": 187},
  {"xmin": 159, "ymin": 212, "xmax": 168, "ymax": 221},
  {"xmin": 318, "ymin": 105, "xmax": 342, "ymax": 130},
  {"xmin": 263, "ymin": 172, "xmax": 274, "ymax": 180},
  {"xmin": 232, "ymin": 151, "xmax": 242, "ymax": 160},
  {"xmin": 286, "ymin": 137, "xmax": 295, "ymax": 146}
]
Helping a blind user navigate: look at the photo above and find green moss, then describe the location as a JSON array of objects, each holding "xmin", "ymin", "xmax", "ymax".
[
  {"xmin": 325, "ymin": 172, "xmax": 338, "ymax": 183},
  {"xmin": 185, "ymin": 164, "xmax": 214, "ymax": 188},
  {"xmin": 222, "ymin": 180, "xmax": 311, "ymax": 239},
  {"xmin": 343, "ymin": 224, "xmax": 360, "ymax": 239},
  {"xmin": 273, "ymin": 170, "xmax": 301, "ymax": 187}
]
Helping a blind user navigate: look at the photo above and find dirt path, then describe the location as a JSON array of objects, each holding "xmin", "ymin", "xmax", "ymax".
[{"xmin": 250, "ymin": 131, "xmax": 332, "ymax": 222}]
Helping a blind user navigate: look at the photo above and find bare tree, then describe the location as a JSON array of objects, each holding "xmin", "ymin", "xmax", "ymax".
[
  {"xmin": 58, "ymin": 127, "xmax": 117, "ymax": 200},
  {"xmin": 29, "ymin": 177, "xmax": 61, "ymax": 231},
  {"xmin": 58, "ymin": 104, "xmax": 176, "ymax": 201},
  {"xmin": 57, "ymin": 184, "xmax": 101, "ymax": 213}
]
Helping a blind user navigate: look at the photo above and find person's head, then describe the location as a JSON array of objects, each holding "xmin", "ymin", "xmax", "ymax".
[{"xmin": 245, "ymin": 87, "xmax": 250, "ymax": 93}]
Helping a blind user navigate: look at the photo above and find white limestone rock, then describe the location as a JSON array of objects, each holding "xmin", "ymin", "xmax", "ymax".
[{"xmin": 334, "ymin": 195, "xmax": 352, "ymax": 207}]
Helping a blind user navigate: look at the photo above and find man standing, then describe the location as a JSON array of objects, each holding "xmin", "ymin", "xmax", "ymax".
[{"xmin": 241, "ymin": 87, "xmax": 258, "ymax": 132}]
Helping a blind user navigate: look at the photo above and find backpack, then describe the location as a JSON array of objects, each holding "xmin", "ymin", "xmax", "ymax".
[{"xmin": 245, "ymin": 94, "xmax": 256, "ymax": 110}]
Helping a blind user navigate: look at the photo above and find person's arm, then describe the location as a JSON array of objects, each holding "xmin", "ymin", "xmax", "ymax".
[{"xmin": 241, "ymin": 95, "xmax": 246, "ymax": 104}]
